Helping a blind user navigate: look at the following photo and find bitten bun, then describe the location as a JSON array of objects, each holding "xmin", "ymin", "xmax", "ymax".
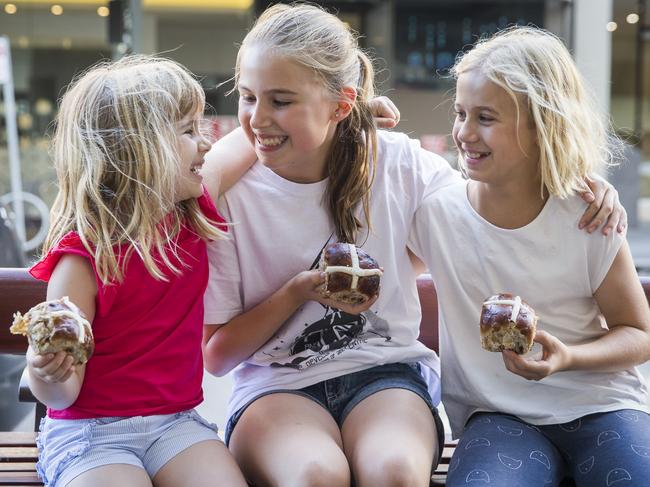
[
  {"xmin": 10, "ymin": 296, "xmax": 94, "ymax": 364},
  {"xmin": 319, "ymin": 242, "xmax": 382, "ymax": 305},
  {"xmin": 480, "ymin": 293, "xmax": 537, "ymax": 355}
]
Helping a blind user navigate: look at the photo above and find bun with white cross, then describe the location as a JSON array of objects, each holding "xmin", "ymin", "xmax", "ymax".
[
  {"xmin": 480, "ymin": 293, "xmax": 537, "ymax": 354},
  {"xmin": 319, "ymin": 242, "xmax": 383, "ymax": 305},
  {"xmin": 10, "ymin": 296, "xmax": 94, "ymax": 364}
]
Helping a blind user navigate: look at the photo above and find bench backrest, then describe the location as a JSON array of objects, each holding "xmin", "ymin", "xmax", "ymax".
[
  {"xmin": 0, "ymin": 268, "xmax": 47, "ymax": 354},
  {"xmin": 0, "ymin": 267, "xmax": 649, "ymax": 355}
]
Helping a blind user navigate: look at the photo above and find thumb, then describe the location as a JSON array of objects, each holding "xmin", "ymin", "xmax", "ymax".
[{"xmin": 532, "ymin": 329, "xmax": 554, "ymax": 348}]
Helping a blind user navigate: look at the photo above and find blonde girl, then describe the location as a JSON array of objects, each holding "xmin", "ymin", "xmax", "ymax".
[
  {"xmin": 200, "ymin": 5, "xmax": 624, "ymax": 487},
  {"xmin": 410, "ymin": 26, "xmax": 650, "ymax": 486},
  {"xmin": 201, "ymin": 3, "xmax": 461, "ymax": 486},
  {"xmin": 25, "ymin": 55, "xmax": 248, "ymax": 487}
]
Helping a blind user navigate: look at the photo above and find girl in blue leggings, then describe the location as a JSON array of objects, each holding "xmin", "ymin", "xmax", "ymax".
[{"xmin": 410, "ymin": 26, "xmax": 650, "ymax": 487}]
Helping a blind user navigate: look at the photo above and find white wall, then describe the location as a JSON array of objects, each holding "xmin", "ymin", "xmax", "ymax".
[{"xmin": 573, "ymin": 0, "xmax": 613, "ymax": 113}]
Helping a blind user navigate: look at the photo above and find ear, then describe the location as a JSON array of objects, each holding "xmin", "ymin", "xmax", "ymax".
[{"xmin": 331, "ymin": 86, "xmax": 357, "ymax": 122}]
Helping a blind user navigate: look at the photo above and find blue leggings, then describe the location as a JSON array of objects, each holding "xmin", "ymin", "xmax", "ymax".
[{"xmin": 446, "ymin": 410, "xmax": 650, "ymax": 487}]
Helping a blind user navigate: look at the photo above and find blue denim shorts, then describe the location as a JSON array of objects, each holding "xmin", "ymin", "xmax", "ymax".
[
  {"xmin": 36, "ymin": 409, "xmax": 221, "ymax": 487},
  {"xmin": 225, "ymin": 362, "xmax": 445, "ymax": 459}
]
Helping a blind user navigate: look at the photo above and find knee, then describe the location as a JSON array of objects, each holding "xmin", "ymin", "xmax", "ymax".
[
  {"xmin": 357, "ymin": 454, "xmax": 425, "ymax": 487},
  {"xmin": 292, "ymin": 459, "xmax": 350, "ymax": 487}
]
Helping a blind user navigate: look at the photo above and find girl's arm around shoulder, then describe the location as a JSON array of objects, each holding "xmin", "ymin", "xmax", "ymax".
[
  {"xmin": 502, "ymin": 241, "xmax": 650, "ymax": 380},
  {"xmin": 202, "ymin": 270, "xmax": 377, "ymax": 376},
  {"xmin": 201, "ymin": 127, "xmax": 256, "ymax": 201},
  {"xmin": 26, "ymin": 254, "xmax": 97, "ymax": 410}
]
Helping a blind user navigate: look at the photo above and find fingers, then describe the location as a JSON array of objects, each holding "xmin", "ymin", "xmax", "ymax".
[
  {"xmin": 579, "ymin": 187, "xmax": 614, "ymax": 233},
  {"xmin": 320, "ymin": 292, "xmax": 378, "ymax": 315},
  {"xmin": 501, "ymin": 350, "xmax": 549, "ymax": 381},
  {"xmin": 617, "ymin": 207, "xmax": 628, "ymax": 234},
  {"xmin": 597, "ymin": 187, "xmax": 627, "ymax": 235},
  {"xmin": 579, "ymin": 175, "xmax": 597, "ymax": 204},
  {"xmin": 578, "ymin": 177, "xmax": 627, "ymax": 234},
  {"xmin": 30, "ymin": 351, "xmax": 76, "ymax": 383},
  {"xmin": 370, "ymin": 96, "xmax": 400, "ymax": 128}
]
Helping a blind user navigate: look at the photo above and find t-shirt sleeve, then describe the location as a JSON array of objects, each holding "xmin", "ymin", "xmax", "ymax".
[
  {"xmin": 407, "ymin": 136, "xmax": 462, "ymax": 200},
  {"xmin": 29, "ymin": 232, "xmax": 117, "ymax": 315},
  {"xmin": 30, "ymin": 233, "xmax": 92, "ymax": 282},
  {"xmin": 203, "ymin": 197, "xmax": 244, "ymax": 325},
  {"xmin": 587, "ymin": 228, "xmax": 625, "ymax": 293}
]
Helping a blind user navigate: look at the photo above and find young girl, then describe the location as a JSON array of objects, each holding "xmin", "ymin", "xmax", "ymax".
[
  {"xmin": 409, "ymin": 27, "xmax": 650, "ymax": 486},
  {"xmin": 25, "ymin": 56, "xmax": 249, "ymax": 487},
  {"xmin": 201, "ymin": 5, "xmax": 624, "ymax": 486}
]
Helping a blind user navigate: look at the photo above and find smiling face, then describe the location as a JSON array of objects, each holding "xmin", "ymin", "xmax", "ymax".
[
  {"xmin": 453, "ymin": 70, "xmax": 540, "ymax": 191},
  {"xmin": 174, "ymin": 111, "xmax": 211, "ymax": 202},
  {"xmin": 237, "ymin": 45, "xmax": 340, "ymax": 183}
]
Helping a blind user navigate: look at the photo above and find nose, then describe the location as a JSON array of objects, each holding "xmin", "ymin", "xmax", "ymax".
[
  {"xmin": 249, "ymin": 101, "xmax": 270, "ymax": 129},
  {"xmin": 198, "ymin": 134, "xmax": 211, "ymax": 153},
  {"xmin": 455, "ymin": 118, "xmax": 479, "ymax": 144}
]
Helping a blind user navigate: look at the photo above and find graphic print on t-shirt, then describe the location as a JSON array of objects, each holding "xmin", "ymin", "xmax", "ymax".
[{"xmin": 267, "ymin": 304, "xmax": 392, "ymax": 369}]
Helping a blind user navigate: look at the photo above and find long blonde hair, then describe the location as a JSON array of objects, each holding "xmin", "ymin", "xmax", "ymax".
[
  {"xmin": 451, "ymin": 26, "xmax": 620, "ymax": 198},
  {"xmin": 235, "ymin": 3, "xmax": 377, "ymax": 243},
  {"xmin": 45, "ymin": 55, "xmax": 226, "ymax": 284}
]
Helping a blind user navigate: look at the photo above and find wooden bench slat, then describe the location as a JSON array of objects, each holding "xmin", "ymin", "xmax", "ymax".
[
  {"xmin": 0, "ymin": 464, "xmax": 37, "ymax": 472},
  {"xmin": 0, "ymin": 472, "xmax": 43, "ymax": 486},
  {"xmin": 0, "ymin": 448, "xmax": 39, "ymax": 462},
  {"xmin": 0, "ymin": 434, "xmax": 36, "ymax": 448}
]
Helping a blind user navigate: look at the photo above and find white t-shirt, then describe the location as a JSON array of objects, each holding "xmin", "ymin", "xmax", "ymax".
[
  {"xmin": 409, "ymin": 180, "xmax": 649, "ymax": 438},
  {"xmin": 204, "ymin": 130, "xmax": 460, "ymax": 418}
]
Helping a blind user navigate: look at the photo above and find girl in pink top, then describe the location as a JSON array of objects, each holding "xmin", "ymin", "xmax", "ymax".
[{"xmin": 25, "ymin": 56, "xmax": 250, "ymax": 487}]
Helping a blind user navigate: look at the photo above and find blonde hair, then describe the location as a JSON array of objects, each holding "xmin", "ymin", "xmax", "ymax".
[
  {"xmin": 235, "ymin": 2, "xmax": 377, "ymax": 243},
  {"xmin": 451, "ymin": 26, "xmax": 620, "ymax": 198},
  {"xmin": 45, "ymin": 55, "xmax": 226, "ymax": 284}
]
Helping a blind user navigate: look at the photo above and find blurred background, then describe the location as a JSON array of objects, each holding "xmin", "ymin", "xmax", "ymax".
[{"xmin": 1, "ymin": 0, "xmax": 649, "ymax": 434}]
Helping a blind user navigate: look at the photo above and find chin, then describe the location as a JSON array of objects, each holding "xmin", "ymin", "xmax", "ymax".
[{"xmin": 175, "ymin": 186, "xmax": 203, "ymax": 203}]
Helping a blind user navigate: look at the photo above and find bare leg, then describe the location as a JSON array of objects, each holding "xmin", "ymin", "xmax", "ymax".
[
  {"xmin": 66, "ymin": 464, "xmax": 152, "ymax": 487},
  {"xmin": 229, "ymin": 393, "xmax": 351, "ymax": 487},
  {"xmin": 153, "ymin": 439, "xmax": 247, "ymax": 487},
  {"xmin": 342, "ymin": 389, "xmax": 437, "ymax": 487}
]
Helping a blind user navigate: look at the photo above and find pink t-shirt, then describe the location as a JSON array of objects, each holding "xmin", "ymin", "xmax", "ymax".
[{"xmin": 30, "ymin": 190, "xmax": 225, "ymax": 419}]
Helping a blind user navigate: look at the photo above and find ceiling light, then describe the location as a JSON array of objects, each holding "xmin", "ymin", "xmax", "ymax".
[
  {"xmin": 5, "ymin": 4, "xmax": 17, "ymax": 14},
  {"xmin": 51, "ymin": 5, "xmax": 63, "ymax": 16},
  {"xmin": 97, "ymin": 6, "xmax": 109, "ymax": 17},
  {"xmin": 606, "ymin": 22, "xmax": 618, "ymax": 32},
  {"xmin": 627, "ymin": 13, "xmax": 640, "ymax": 24}
]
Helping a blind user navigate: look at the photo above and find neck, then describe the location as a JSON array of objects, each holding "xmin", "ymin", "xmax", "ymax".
[
  {"xmin": 271, "ymin": 159, "xmax": 328, "ymax": 183},
  {"xmin": 467, "ymin": 178, "xmax": 548, "ymax": 229}
]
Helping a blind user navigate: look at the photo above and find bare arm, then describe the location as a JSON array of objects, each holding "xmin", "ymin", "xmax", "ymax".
[
  {"xmin": 202, "ymin": 270, "xmax": 377, "ymax": 376},
  {"xmin": 503, "ymin": 241, "xmax": 650, "ymax": 379},
  {"xmin": 26, "ymin": 254, "xmax": 97, "ymax": 410},
  {"xmin": 201, "ymin": 127, "xmax": 256, "ymax": 201}
]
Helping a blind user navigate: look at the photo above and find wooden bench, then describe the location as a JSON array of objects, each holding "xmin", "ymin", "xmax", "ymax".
[{"xmin": 1, "ymin": 267, "xmax": 649, "ymax": 486}]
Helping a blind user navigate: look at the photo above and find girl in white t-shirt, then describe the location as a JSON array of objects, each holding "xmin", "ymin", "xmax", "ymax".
[
  {"xmin": 409, "ymin": 26, "xmax": 650, "ymax": 486},
  {"xmin": 200, "ymin": 5, "xmax": 626, "ymax": 486}
]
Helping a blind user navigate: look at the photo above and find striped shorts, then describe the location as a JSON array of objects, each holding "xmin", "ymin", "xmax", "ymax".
[{"xmin": 36, "ymin": 409, "xmax": 221, "ymax": 486}]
